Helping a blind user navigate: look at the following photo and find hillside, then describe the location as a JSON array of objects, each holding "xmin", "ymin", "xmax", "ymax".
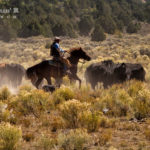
[{"xmin": 0, "ymin": 0, "xmax": 150, "ymax": 41}]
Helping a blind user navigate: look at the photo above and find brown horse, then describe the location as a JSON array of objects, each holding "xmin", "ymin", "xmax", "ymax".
[{"xmin": 26, "ymin": 47, "xmax": 91, "ymax": 88}]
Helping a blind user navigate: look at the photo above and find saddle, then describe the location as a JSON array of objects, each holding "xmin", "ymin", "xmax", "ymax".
[
  {"xmin": 48, "ymin": 59, "xmax": 63, "ymax": 68},
  {"xmin": 48, "ymin": 57, "xmax": 71, "ymax": 68}
]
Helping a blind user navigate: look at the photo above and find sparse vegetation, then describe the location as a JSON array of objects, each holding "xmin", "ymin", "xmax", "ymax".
[
  {"xmin": 97, "ymin": 129, "xmax": 112, "ymax": 146},
  {"xmin": 59, "ymin": 99, "xmax": 89, "ymax": 128},
  {"xmin": 52, "ymin": 87, "xmax": 75, "ymax": 106},
  {"xmin": 0, "ymin": 32, "xmax": 150, "ymax": 149},
  {"xmin": 14, "ymin": 89, "xmax": 51, "ymax": 117},
  {"xmin": 38, "ymin": 135, "xmax": 56, "ymax": 150},
  {"xmin": 0, "ymin": 123, "xmax": 22, "ymax": 150},
  {"xmin": 144, "ymin": 129, "xmax": 150, "ymax": 140},
  {"xmin": 57, "ymin": 129, "xmax": 91, "ymax": 150},
  {"xmin": 0, "ymin": 87, "xmax": 11, "ymax": 101}
]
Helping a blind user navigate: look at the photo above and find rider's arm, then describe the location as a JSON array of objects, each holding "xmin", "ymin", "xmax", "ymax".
[
  {"xmin": 54, "ymin": 43, "xmax": 65, "ymax": 53},
  {"xmin": 60, "ymin": 48, "xmax": 65, "ymax": 52},
  {"xmin": 53, "ymin": 43, "xmax": 61, "ymax": 55}
]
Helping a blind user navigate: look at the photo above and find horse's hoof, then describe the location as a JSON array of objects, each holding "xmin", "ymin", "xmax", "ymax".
[{"xmin": 42, "ymin": 85, "xmax": 56, "ymax": 93}]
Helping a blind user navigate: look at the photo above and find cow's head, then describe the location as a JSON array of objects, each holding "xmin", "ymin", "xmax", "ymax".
[{"xmin": 114, "ymin": 63, "xmax": 127, "ymax": 81}]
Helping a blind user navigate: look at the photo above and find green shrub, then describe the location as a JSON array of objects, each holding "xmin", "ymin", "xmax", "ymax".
[
  {"xmin": 127, "ymin": 81, "xmax": 144, "ymax": 97},
  {"xmin": 0, "ymin": 102, "xmax": 15, "ymax": 123},
  {"xmin": 91, "ymin": 25, "xmax": 106, "ymax": 41},
  {"xmin": 57, "ymin": 129, "xmax": 91, "ymax": 150},
  {"xmin": 19, "ymin": 85, "xmax": 32, "ymax": 93},
  {"xmin": 39, "ymin": 136, "xmax": 55, "ymax": 150},
  {"xmin": 80, "ymin": 110, "xmax": 103, "ymax": 132},
  {"xmin": 126, "ymin": 22, "xmax": 141, "ymax": 33},
  {"xmin": 15, "ymin": 90, "xmax": 50, "ymax": 117},
  {"xmin": 74, "ymin": 84, "xmax": 93, "ymax": 103},
  {"xmin": 49, "ymin": 115, "xmax": 65, "ymax": 132},
  {"xmin": 92, "ymin": 81, "xmax": 150, "ymax": 120},
  {"xmin": 41, "ymin": 114, "xmax": 65, "ymax": 131},
  {"xmin": 131, "ymin": 89, "xmax": 150, "ymax": 120},
  {"xmin": 59, "ymin": 99, "xmax": 89, "ymax": 128},
  {"xmin": 52, "ymin": 87, "xmax": 75, "ymax": 105},
  {"xmin": 0, "ymin": 87, "xmax": 11, "ymax": 101},
  {"xmin": 99, "ymin": 117, "xmax": 117, "ymax": 128},
  {"xmin": 0, "ymin": 123, "xmax": 22, "ymax": 150},
  {"xmin": 0, "ymin": 102, "xmax": 9, "ymax": 122},
  {"xmin": 93, "ymin": 85, "xmax": 135, "ymax": 117},
  {"xmin": 97, "ymin": 129, "xmax": 112, "ymax": 146}
]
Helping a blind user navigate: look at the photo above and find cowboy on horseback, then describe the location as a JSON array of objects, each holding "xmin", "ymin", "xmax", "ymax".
[{"xmin": 50, "ymin": 37, "xmax": 71, "ymax": 75}]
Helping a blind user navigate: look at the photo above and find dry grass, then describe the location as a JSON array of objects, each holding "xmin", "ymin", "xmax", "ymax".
[{"xmin": 0, "ymin": 33, "xmax": 150, "ymax": 149}]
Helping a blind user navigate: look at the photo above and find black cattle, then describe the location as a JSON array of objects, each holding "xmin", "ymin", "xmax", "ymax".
[
  {"xmin": 85, "ymin": 60, "xmax": 145, "ymax": 89},
  {"xmin": 0, "ymin": 63, "xmax": 26, "ymax": 88},
  {"xmin": 125, "ymin": 63, "xmax": 145, "ymax": 81}
]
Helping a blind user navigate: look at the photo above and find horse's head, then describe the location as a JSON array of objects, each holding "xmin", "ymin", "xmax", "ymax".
[{"xmin": 70, "ymin": 47, "xmax": 91, "ymax": 61}]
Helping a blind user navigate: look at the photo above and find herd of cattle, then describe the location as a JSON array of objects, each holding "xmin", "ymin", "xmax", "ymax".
[
  {"xmin": 85, "ymin": 60, "xmax": 145, "ymax": 89},
  {"xmin": 0, "ymin": 60, "xmax": 146, "ymax": 91}
]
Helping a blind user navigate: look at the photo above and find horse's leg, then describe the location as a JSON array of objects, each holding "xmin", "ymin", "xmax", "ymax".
[
  {"xmin": 35, "ymin": 78, "xmax": 43, "ymax": 89},
  {"xmin": 91, "ymin": 82, "xmax": 96, "ymax": 90},
  {"xmin": 45, "ymin": 76, "xmax": 52, "ymax": 85},
  {"xmin": 55, "ymin": 78, "xmax": 62, "ymax": 87},
  {"xmin": 72, "ymin": 74, "xmax": 81, "ymax": 88}
]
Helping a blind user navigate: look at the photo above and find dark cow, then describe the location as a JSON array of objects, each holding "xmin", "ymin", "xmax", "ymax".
[
  {"xmin": 85, "ymin": 60, "xmax": 145, "ymax": 89},
  {"xmin": 0, "ymin": 63, "xmax": 25, "ymax": 88},
  {"xmin": 125, "ymin": 63, "xmax": 145, "ymax": 81}
]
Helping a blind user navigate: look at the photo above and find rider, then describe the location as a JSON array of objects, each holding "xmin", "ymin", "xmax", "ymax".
[{"xmin": 50, "ymin": 37, "xmax": 71, "ymax": 74}]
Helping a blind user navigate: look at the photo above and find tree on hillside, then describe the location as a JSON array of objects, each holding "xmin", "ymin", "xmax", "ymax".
[
  {"xmin": 0, "ymin": 19, "xmax": 18, "ymax": 42},
  {"xmin": 126, "ymin": 22, "xmax": 141, "ymax": 33},
  {"xmin": 78, "ymin": 15, "xmax": 94, "ymax": 36},
  {"xmin": 0, "ymin": 0, "xmax": 149, "ymax": 41},
  {"xmin": 91, "ymin": 25, "xmax": 106, "ymax": 41},
  {"xmin": 145, "ymin": 1, "xmax": 150, "ymax": 22},
  {"xmin": 95, "ymin": 0, "xmax": 111, "ymax": 16},
  {"xmin": 97, "ymin": 15, "xmax": 116, "ymax": 34}
]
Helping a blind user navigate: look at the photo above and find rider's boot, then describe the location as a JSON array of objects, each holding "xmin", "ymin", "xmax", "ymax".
[{"xmin": 63, "ymin": 65, "xmax": 72, "ymax": 76}]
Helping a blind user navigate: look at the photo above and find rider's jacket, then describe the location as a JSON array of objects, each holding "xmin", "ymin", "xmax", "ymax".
[{"xmin": 50, "ymin": 42, "xmax": 65, "ymax": 57}]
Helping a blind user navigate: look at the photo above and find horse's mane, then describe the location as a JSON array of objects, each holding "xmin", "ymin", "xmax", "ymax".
[{"xmin": 68, "ymin": 47, "xmax": 82, "ymax": 54}]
